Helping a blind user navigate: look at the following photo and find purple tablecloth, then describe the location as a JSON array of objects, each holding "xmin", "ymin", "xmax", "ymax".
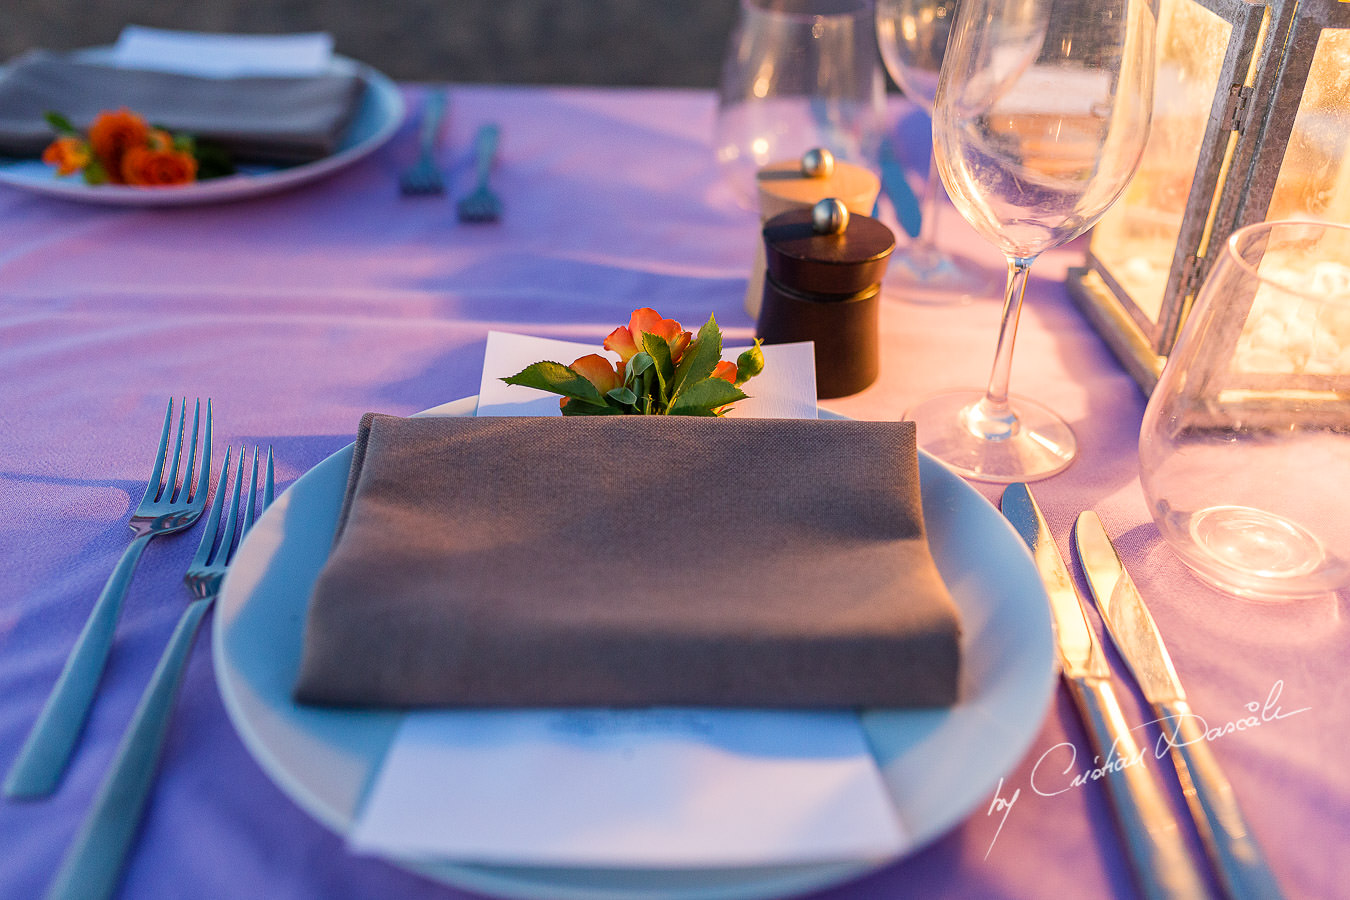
[{"xmin": 1, "ymin": 84, "xmax": 1345, "ymax": 899}]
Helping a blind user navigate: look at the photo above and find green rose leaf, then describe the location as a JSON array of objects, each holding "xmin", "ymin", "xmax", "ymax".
[
  {"xmin": 626, "ymin": 352, "xmax": 654, "ymax": 381},
  {"xmin": 669, "ymin": 375, "xmax": 747, "ymax": 416},
  {"xmin": 44, "ymin": 111, "xmax": 77, "ymax": 135},
  {"xmin": 670, "ymin": 314, "xmax": 721, "ymax": 405},
  {"xmin": 638, "ymin": 331, "xmax": 674, "ymax": 403},
  {"xmin": 501, "ymin": 361, "xmax": 608, "ymax": 408},
  {"xmin": 81, "ymin": 159, "xmax": 108, "ymax": 185},
  {"xmin": 735, "ymin": 339, "xmax": 765, "ymax": 386},
  {"xmin": 607, "ymin": 385, "xmax": 638, "ymax": 406},
  {"xmin": 561, "ymin": 398, "xmax": 626, "ymax": 416}
]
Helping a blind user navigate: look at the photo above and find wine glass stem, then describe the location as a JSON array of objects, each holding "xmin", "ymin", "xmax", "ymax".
[
  {"xmin": 917, "ymin": 147, "xmax": 943, "ymax": 249},
  {"xmin": 965, "ymin": 256, "xmax": 1036, "ymax": 441}
]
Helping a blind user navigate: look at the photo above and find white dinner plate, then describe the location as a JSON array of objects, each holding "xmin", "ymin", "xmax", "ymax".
[
  {"xmin": 214, "ymin": 398, "xmax": 1056, "ymax": 900},
  {"xmin": 0, "ymin": 51, "xmax": 404, "ymax": 206}
]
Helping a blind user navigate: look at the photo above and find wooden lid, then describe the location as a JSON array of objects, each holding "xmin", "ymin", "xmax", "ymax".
[
  {"xmin": 755, "ymin": 157, "xmax": 880, "ymax": 221},
  {"xmin": 763, "ymin": 207, "xmax": 895, "ymax": 297}
]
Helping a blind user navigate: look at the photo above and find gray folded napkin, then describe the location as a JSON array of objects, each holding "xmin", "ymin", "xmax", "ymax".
[
  {"xmin": 294, "ymin": 414, "xmax": 962, "ymax": 709},
  {"xmin": 0, "ymin": 51, "xmax": 364, "ymax": 163}
]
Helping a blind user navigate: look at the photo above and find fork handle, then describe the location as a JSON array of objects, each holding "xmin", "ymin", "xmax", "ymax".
[
  {"xmin": 5, "ymin": 533, "xmax": 153, "ymax": 799},
  {"xmin": 472, "ymin": 123, "xmax": 499, "ymax": 186},
  {"xmin": 46, "ymin": 598, "xmax": 213, "ymax": 900},
  {"xmin": 418, "ymin": 90, "xmax": 447, "ymax": 156}
]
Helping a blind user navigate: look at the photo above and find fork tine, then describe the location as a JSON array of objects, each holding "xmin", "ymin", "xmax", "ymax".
[
  {"xmin": 263, "ymin": 446, "xmax": 275, "ymax": 510},
  {"xmin": 163, "ymin": 398, "xmax": 187, "ymax": 504},
  {"xmin": 214, "ymin": 447, "xmax": 245, "ymax": 567},
  {"xmin": 239, "ymin": 447, "xmax": 260, "ymax": 541},
  {"xmin": 138, "ymin": 399, "xmax": 174, "ymax": 507},
  {"xmin": 176, "ymin": 399, "xmax": 200, "ymax": 505},
  {"xmin": 192, "ymin": 400, "xmax": 213, "ymax": 509},
  {"xmin": 191, "ymin": 446, "xmax": 232, "ymax": 568}
]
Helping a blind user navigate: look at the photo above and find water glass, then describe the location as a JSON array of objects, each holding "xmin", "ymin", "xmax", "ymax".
[
  {"xmin": 715, "ymin": 0, "xmax": 887, "ymax": 206},
  {"xmin": 1140, "ymin": 220, "xmax": 1350, "ymax": 600}
]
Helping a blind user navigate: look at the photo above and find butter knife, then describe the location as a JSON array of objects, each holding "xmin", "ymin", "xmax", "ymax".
[
  {"xmin": 1002, "ymin": 484, "xmax": 1209, "ymax": 900},
  {"xmin": 1074, "ymin": 511, "xmax": 1285, "ymax": 900}
]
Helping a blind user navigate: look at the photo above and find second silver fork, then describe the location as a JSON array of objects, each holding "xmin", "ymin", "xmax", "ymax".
[{"xmin": 46, "ymin": 445, "xmax": 274, "ymax": 900}]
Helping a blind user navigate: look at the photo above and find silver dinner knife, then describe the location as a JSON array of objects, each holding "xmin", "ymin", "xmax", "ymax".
[
  {"xmin": 1074, "ymin": 511, "xmax": 1285, "ymax": 900},
  {"xmin": 1002, "ymin": 484, "xmax": 1209, "ymax": 900}
]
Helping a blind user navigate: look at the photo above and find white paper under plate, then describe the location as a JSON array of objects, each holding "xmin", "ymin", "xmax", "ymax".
[{"xmin": 351, "ymin": 709, "xmax": 906, "ymax": 868}]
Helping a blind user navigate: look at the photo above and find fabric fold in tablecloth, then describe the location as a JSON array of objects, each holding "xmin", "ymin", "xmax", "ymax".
[
  {"xmin": 0, "ymin": 51, "xmax": 363, "ymax": 162},
  {"xmin": 294, "ymin": 414, "xmax": 961, "ymax": 709}
]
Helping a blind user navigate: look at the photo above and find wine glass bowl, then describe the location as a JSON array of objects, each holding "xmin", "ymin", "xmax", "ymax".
[
  {"xmin": 875, "ymin": 0, "xmax": 997, "ymax": 304},
  {"xmin": 907, "ymin": 0, "xmax": 1157, "ymax": 481}
]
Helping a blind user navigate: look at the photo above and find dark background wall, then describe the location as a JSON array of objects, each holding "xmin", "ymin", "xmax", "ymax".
[{"xmin": 2, "ymin": 0, "xmax": 743, "ymax": 86}]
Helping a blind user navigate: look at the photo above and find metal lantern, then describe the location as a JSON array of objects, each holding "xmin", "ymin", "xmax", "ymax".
[{"xmin": 1068, "ymin": 0, "xmax": 1350, "ymax": 393}]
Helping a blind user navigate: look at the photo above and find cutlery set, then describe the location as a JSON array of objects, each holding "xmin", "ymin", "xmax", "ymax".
[
  {"xmin": 5, "ymin": 398, "xmax": 273, "ymax": 900},
  {"xmin": 398, "ymin": 90, "xmax": 501, "ymax": 223},
  {"xmin": 1003, "ymin": 484, "xmax": 1283, "ymax": 900}
]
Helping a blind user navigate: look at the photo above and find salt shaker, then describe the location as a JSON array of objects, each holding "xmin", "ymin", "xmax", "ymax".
[
  {"xmin": 756, "ymin": 199, "xmax": 896, "ymax": 398},
  {"xmin": 744, "ymin": 148, "xmax": 881, "ymax": 319}
]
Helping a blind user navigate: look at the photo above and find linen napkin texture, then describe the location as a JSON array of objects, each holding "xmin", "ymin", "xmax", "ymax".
[
  {"xmin": 0, "ymin": 51, "xmax": 363, "ymax": 162},
  {"xmin": 294, "ymin": 414, "xmax": 961, "ymax": 709}
]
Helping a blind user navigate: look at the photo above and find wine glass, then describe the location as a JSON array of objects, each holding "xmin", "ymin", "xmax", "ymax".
[
  {"xmin": 1140, "ymin": 220, "xmax": 1350, "ymax": 600},
  {"xmin": 714, "ymin": 0, "xmax": 888, "ymax": 208},
  {"xmin": 906, "ymin": 0, "xmax": 1156, "ymax": 481},
  {"xmin": 875, "ymin": 0, "xmax": 997, "ymax": 304}
]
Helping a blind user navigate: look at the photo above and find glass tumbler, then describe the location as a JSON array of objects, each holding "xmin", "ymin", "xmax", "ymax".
[
  {"xmin": 714, "ymin": 0, "xmax": 887, "ymax": 207},
  {"xmin": 1140, "ymin": 220, "xmax": 1350, "ymax": 601}
]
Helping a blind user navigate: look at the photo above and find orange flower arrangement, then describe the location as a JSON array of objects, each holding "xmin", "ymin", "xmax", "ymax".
[
  {"xmin": 504, "ymin": 308, "xmax": 764, "ymax": 416},
  {"xmin": 42, "ymin": 109, "xmax": 224, "ymax": 187}
]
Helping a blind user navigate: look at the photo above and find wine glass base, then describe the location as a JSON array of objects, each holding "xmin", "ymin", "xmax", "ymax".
[
  {"xmin": 1171, "ymin": 505, "xmax": 1340, "ymax": 602},
  {"xmin": 904, "ymin": 389, "xmax": 1076, "ymax": 483},
  {"xmin": 886, "ymin": 246, "xmax": 998, "ymax": 305}
]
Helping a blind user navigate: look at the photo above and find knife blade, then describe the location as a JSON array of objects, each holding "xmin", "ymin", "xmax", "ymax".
[
  {"xmin": 1002, "ymin": 484, "xmax": 1209, "ymax": 900},
  {"xmin": 1074, "ymin": 511, "xmax": 1285, "ymax": 900}
]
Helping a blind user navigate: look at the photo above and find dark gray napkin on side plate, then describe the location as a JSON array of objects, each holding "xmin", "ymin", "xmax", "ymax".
[
  {"xmin": 294, "ymin": 414, "xmax": 961, "ymax": 709},
  {"xmin": 0, "ymin": 51, "xmax": 364, "ymax": 163}
]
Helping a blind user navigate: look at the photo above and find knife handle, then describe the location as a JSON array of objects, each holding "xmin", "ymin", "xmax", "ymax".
[
  {"xmin": 1155, "ymin": 699, "xmax": 1285, "ymax": 900},
  {"xmin": 1068, "ymin": 675, "xmax": 1210, "ymax": 900}
]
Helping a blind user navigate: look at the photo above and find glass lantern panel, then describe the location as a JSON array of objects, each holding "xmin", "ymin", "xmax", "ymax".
[
  {"xmin": 1267, "ymin": 27, "xmax": 1350, "ymax": 224},
  {"xmin": 1232, "ymin": 255, "xmax": 1350, "ymax": 378},
  {"xmin": 1090, "ymin": 0, "xmax": 1232, "ymax": 324}
]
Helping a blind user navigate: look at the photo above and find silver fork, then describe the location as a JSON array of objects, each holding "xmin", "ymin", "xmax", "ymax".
[
  {"xmin": 398, "ymin": 89, "xmax": 448, "ymax": 196},
  {"xmin": 46, "ymin": 446, "xmax": 273, "ymax": 900},
  {"xmin": 455, "ymin": 122, "xmax": 502, "ymax": 222},
  {"xmin": 5, "ymin": 398, "xmax": 211, "ymax": 800}
]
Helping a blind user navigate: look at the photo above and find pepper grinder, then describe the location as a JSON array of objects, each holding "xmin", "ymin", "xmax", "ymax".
[
  {"xmin": 756, "ymin": 198, "xmax": 896, "ymax": 399},
  {"xmin": 743, "ymin": 148, "xmax": 881, "ymax": 320}
]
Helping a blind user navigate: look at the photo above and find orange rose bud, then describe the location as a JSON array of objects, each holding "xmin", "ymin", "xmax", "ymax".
[
  {"xmin": 41, "ymin": 136, "xmax": 91, "ymax": 176},
  {"xmin": 602, "ymin": 324, "xmax": 640, "ymax": 362},
  {"xmin": 570, "ymin": 353, "xmax": 621, "ymax": 394},
  {"xmin": 605, "ymin": 308, "xmax": 691, "ymax": 363},
  {"xmin": 120, "ymin": 145, "xmax": 198, "ymax": 187},
  {"xmin": 711, "ymin": 360, "xmax": 738, "ymax": 383},
  {"xmin": 88, "ymin": 108, "xmax": 150, "ymax": 183}
]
